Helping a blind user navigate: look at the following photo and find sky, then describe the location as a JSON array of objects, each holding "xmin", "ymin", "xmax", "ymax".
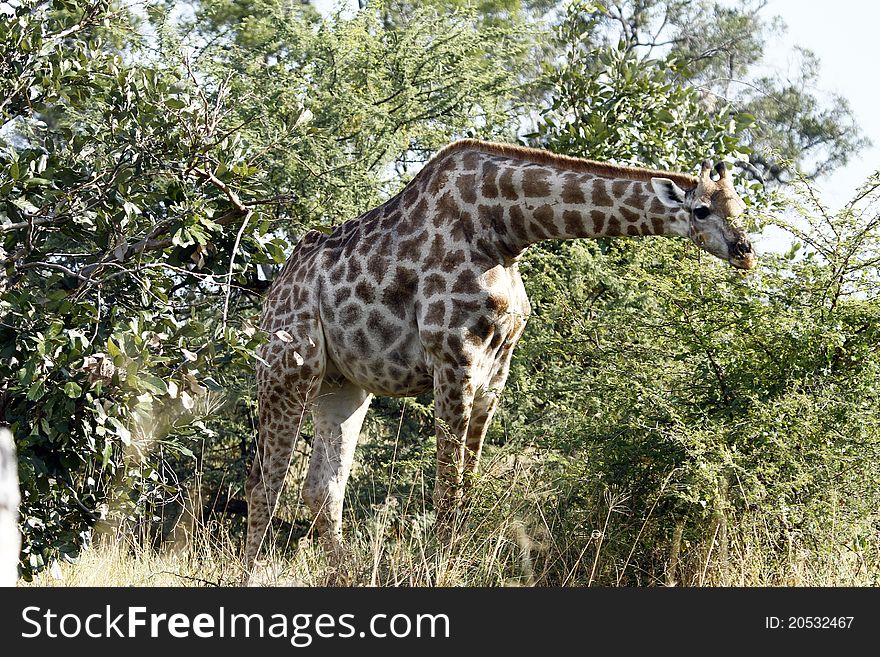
[
  {"xmin": 313, "ymin": 0, "xmax": 879, "ymax": 213},
  {"xmin": 763, "ymin": 0, "xmax": 880, "ymax": 210}
]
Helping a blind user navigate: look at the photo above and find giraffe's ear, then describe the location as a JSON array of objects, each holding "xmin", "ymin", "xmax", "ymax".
[{"xmin": 650, "ymin": 178, "xmax": 686, "ymax": 209}]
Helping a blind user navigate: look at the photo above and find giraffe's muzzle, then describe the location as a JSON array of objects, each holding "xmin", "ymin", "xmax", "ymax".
[{"xmin": 728, "ymin": 238, "xmax": 757, "ymax": 270}]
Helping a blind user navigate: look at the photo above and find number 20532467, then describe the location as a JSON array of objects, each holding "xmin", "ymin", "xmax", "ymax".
[{"xmin": 765, "ymin": 616, "xmax": 854, "ymax": 629}]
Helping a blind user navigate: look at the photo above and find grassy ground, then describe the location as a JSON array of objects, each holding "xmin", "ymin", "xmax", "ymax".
[
  {"xmin": 21, "ymin": 515, "xmax": 879, "ymax": 587},
  {"xmin": 20, "ymin": 443, "xmax": 880, "ymax": 587}
]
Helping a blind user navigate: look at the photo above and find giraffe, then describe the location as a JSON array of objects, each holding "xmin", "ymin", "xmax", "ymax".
[{"xmin": 244, "ymin": 139, "xmax": 756, "ymax": 574}]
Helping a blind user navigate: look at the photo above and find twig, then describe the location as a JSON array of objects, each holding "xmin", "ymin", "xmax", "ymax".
[
  {"xmin": 0, "ymin": 215, "xmax": 70, "ymax": 233},
  {"xmin": 191, "ymin": 167, "xmax": 249, "ymax": 214},
  {"xmin": 222, "ymin": 209, "xmax": 253, "ymax": 327},
  {"xmin": 151, "ymin": 571, "xmax": 223, "ymax": 587},
  {"xmin": 244, "ymin": 194, "xmax": 298, "ymax": 207},
  {"xmin": 617, "ymin": 469, "xmax": 678, "ymax": 585},
  {"xmin": 15, "ymin": 260, "xmax": 92, "ymax": 282}
]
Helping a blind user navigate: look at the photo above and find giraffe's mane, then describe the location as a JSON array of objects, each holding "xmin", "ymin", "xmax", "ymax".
[{"xmin": 431, "ymin": 139, "xmax": 698, "ymax": 189}]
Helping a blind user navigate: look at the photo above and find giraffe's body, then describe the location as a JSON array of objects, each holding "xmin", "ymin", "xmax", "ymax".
[{"xmin": 245, "ymin": 140, "xmax": 755, "ymax": 572}]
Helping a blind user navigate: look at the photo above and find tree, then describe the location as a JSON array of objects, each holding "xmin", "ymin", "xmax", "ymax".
[
  {"xmin": 537, "ymin": 0, "xmax": 868, "ymax": 182},
  {"xmin": 4, "ymin": 0, "xmax": 878, "ymax": 586},
  {"xmin": 484, "ymin": 3, "xmax": 880, "ymax": 584},
  {"xmin": 381, "ymin": 0, "xmax": 868, "ymax": 183}
]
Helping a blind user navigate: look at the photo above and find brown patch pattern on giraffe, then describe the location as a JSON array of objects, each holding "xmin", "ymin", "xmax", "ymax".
[{"xmin": 592, "ymin": 180, "xmax": 614, "ymax": 207}]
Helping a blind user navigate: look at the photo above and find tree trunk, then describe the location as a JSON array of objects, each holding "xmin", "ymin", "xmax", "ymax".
[{"xmin": 0, "ymin": 428, "xmax": 20, "ymax": 586}]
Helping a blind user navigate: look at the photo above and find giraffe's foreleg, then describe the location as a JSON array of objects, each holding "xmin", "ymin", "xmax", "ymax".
[
  {"xmin": 432, "ymin": 366, "xmax": 476, "ymax": 533},
  {"xmin": 463, "ymin": 346, "xmax": 516, "ymax": 478},
  {"xmin": 302, "ymin": 379, "xmax": 372, "ymax": 565}
]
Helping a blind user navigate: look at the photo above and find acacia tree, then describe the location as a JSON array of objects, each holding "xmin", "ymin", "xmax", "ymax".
[{"xmin": 542, "ymin": 0, "xmax": 867, "ymax": 182}]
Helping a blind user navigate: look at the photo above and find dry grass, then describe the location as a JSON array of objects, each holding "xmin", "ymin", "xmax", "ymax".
[
  {"xmin": 21, "ymin": 444, "xmax": 880, "ymax": 587},
  {"xmin": 21, "ymin": 515, "xmax": 879, "ymax": 588},
  {"xmin": 17, "ymin": 411, "xmax": 880, "ymax": 588}
]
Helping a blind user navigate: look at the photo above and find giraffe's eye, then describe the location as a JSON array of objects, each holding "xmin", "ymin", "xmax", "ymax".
[{"xmin": 693, "ymin": 206, "xmax": 711, "ymax": 220}]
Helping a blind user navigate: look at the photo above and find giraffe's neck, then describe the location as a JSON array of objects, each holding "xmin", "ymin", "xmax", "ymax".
[{"xmin": 434, "ymin": 146, "xmax": 696, "ymax": 260}]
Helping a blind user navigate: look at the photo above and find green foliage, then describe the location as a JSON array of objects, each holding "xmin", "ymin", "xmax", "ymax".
[
  {"xmin": 482, "ymin": 4, "xmax": 880, "ymax": 583},
  {"xmin": 175, "ymin": 0, "xmax": 533, "ymax": 226},
  {"xmin": 532, "ymin": 18, "xmax": 751, "ymax": 170}
]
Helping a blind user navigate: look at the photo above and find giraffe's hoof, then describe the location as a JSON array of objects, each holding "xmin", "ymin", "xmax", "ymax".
[
  {"xmin": 327, "ymin": 569, "xmax": 352, "ymax": 587},
  {"xmin": 243, "ymin": 560, "xmax": 277, "ymax": 587}
]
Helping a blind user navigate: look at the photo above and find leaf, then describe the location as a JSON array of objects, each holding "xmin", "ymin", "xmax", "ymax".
[
  {"xmin": 108, "ymin": 418, "xmax": 131, "ymax": 445},
  {"xmin": 173, "ymin": 227, "xmax": 194, "ymax": 247},
  {"xmin": 123, "ymin": 200, "xmax": 141, "ymax": 218},
  {"xmin": 101, "ymin": 441, "xmax": 113, "ymax": 467},
  {"xmin": 274, "ymin": 330, "xmax": 293, "ymax": 342},
  {"xmin": 139, "ymin": 373, "xmax": 168, "ymax": 396},
  {"xmin": 735, "ymin": 112, "xmax": 756, "ymax": 129},
  {"xmin": 26, "ymin": 382, "xmax": 44, "ymax": 401},
  {"xmin": 64, "ymin": 381, "xmax": 82, "ymax": 398},
  {"xmin": 267, "ymin": 240, "xmax": 287, "ymax": 263},
  {"xmin": 231, "ymin": 163, "xmax": 257, "ymax": 176},
  {"xmin": 113, "ymin": 237, "xmax": 129, "ymax": 262},
  {"xmin": 202, "ymin": 376, "xmax": 223, "ymax": 392},
  {"xmin": 293, "ymin": 108, "xmax": 313, "ymax": 129},
  {"xmin": 12, "ymin": 197, "xmax": 39, "ymax": 214},
  {"xmin": 107, "ymin": 336, "xmax": 122, "ymax": 358}
]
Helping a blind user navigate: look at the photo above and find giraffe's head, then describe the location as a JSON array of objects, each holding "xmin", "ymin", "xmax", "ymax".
[{"xmin": 650, "ymin": 161, "xmax": 757, "ymax": 270}]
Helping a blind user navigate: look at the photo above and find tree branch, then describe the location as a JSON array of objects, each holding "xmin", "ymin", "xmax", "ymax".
[
  {"xmin": 15, "ymin": 260, "xmax": 93, "ymax": 282},
  {"xmin": 190, "ymin": 167, "xmax": 249, "ymax": 213}
]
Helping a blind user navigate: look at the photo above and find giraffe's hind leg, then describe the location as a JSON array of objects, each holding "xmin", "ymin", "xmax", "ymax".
[
  {"xmin": 302, "ymin": 378, "xmax": 372, "ymax": 568},
  {"xmin": 245, "ymin": 332, "xmax": 325, "ymax": 582}
]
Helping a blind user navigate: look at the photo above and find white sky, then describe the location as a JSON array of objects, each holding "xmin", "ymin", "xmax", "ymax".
[
  {"xmin": 313, "ymin": 0, "xmax": 359, "ymax": 18},
  {"xmin": 314, "ymin": 0, "xmax": 879, "ymax": 212}
]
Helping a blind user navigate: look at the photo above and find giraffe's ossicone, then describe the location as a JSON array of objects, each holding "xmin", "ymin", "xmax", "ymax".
[{"xmin": 243, "ymin": 140, "xmax": 757, "ymax": 576}]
